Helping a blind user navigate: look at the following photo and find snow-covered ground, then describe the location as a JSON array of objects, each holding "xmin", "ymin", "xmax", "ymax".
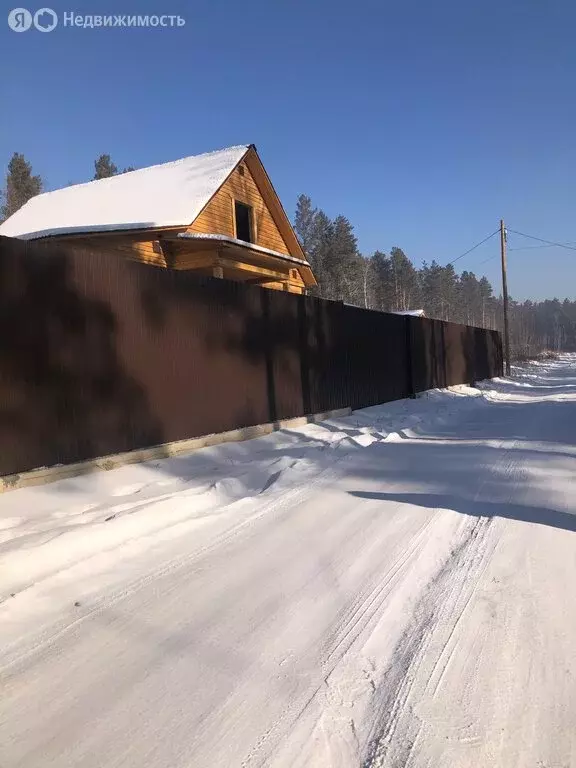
[{"xmin": 1, "ymin": 355, "xmax": 575, "ymax": 767}]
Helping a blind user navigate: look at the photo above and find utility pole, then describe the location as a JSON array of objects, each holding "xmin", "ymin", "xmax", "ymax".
[{"xmin": 500, "ymin": 219, "xmax": 511, "ymax": 375}]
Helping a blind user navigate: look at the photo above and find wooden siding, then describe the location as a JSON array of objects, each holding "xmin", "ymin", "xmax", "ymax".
[
  {"xmin": 52, "ymin": 234, "xmax": 169, "ymax": 268},
  {"xmin": 188, "ymin": 162, "xmax": 291, "ymax": 255},
  {"xmin": 170, "ymin": 249, "xmax": 217, "ymax": 271},
  {"xmin": 51, "ymin": 234, "xmax": 305, "ymax": 293}
]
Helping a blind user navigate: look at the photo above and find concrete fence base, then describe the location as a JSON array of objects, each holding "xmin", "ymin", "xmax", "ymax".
[{"xmin": 0, "ymin": 407, "xmax": 352, "ymax": 494}]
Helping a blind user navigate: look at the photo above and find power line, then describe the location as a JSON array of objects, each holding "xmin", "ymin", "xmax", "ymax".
[
  {"xmin": 478, "ymin": 253, "xmax": 500, "ymax": 266},
  {"xmin": 509, "ymin": 242, "xmax": 576, "ymax": 251},
  {"xmin": 509, "ymin": 243, "xmax": 568, "ymax": 251},
  {"xmin": 477, "ymin": 234, "xmax": 565, "ymax": 264},
  {"xmin": 475, "ymin": 224, "xmax": 576, "ymax": 277},
  {"xmin": 447, "ymin": 229, "xmax": 499, "ymax": 266},
  {"xmin": 507, "ymin": 229, "xmax": 576, "ymax": 252}
]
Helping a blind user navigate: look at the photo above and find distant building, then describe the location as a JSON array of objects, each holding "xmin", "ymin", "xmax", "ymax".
[{"xmin": 0, "ymin": 144, "xmax": 316, "ymax": 295}]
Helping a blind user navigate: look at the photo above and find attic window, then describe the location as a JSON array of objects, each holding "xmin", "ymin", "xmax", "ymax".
[
  {"xmin": 234, "ymin": 201, "xmax": 253, "ymax": 243},
  {"xmin": 238, "ymin": 165, "xmax": 245, "ymax": 176}
]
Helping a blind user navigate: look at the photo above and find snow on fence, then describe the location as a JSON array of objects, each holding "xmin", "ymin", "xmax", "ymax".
[{"xmin": 0, "ymin": 236, "xmax": 503, "ymax": 476}]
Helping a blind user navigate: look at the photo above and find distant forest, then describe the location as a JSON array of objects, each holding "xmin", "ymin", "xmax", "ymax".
[
  {"xmin": 294, "ymin": 194, "xmax": 576, "ymax": 360},
  {"xmin": 1, "ymin": 153, "xmax": 575, "ymax": 361}
]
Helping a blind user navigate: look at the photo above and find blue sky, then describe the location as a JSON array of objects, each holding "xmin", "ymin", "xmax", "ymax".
[{"xmin": 1, "ymin": 0, "xmax": 575, "ymax": 300}]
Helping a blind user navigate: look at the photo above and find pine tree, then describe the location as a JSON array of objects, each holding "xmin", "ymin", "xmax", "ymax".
[
  {"xmin": 419, "ymin": 261, "xmax": 444, "ymax": 318},
  {"xmin": 371, "ymin": 251, "xmax": 393, "ymax": 310},
  {"xmin": 389, "ymin": 247, "xmax": 420, "ymax": 311},
  {"xmin": 330, "ymin": 215, "xmax": 360, "ymax": 302},
  {"xmin": 419, "ymin": 262, "xmax": 459, "ymax": 320},
  {"xmin": 478, "ymin": 277, "xmax": 494, "ymax": 328},
  {"xmin": 294, "ymin": 194, "xmax": 318, "ymax": 260},
  {"xmin": 307, "ymin": 210, "xmax": 334, "ymax": 298},
  {"xmin": 94, "ymin": 154, "xmax": 119, "ymax": 180},
  {"xmin": 1, "ymin": 153, "xmax": 43, "ymax": 221},
  {"xmin": 344, "ymin": 250, "xmax": 369, "ymax": 307},
  {"xmin": 458, "ymin": 271, "xmax": 479, "ymax": 325},
  {"xmin": 440, "ymin": 263, "xmax": 458, "ymax": 320}
]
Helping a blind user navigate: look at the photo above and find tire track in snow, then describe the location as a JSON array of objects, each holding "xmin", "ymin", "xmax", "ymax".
[
  {"xmin": 240, "ymin": 511, "xmax": 445, "ymax": 767},
  {"xmin": 242, "ymin": 437, "xmax": 523, "ymax": 766},
  {"xmin": 360, "ymin": 438, "xmax": 527, "ymax": 767},
  {"xmin": 361, "ymin": 514, "xmax": 498, "ymax": 768},
  {"xmin": 323, "ymin": 511, "xmax": 443, "ymax": 666}
]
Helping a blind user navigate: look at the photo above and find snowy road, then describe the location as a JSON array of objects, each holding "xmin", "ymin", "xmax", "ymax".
[{"xmin": 1, "ymin": 357, "xmax": 575, "ymax": 767}]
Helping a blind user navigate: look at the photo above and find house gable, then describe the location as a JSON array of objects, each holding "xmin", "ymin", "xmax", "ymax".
[
  {"xmin": 187, "ymin": 150, "xmax": 289, "ymax": 256},
  {"xmin": 187, "ymin": 146, "xmax": 306, "ymax": 264}
]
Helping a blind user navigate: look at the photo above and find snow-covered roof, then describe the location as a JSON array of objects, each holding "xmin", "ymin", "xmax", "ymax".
[
  {"xmin": 0, "ymin": 145, "xmax": 250, "ymax": 240},
  {"xmin": 391, "ymin": 309, "xmax": 425, "ymax": 317},
  {"xmin": 178, "ymin": 233, "xmax": 310, "ymax": 266}
]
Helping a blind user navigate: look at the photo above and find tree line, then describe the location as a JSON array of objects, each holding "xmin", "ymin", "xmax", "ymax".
[
  {"xmin": 294, "ymin": 194, "xmax": 576, "ymax": 359},
  {"xmin": 294, "ymin": 194, "xmax": 498, "ymax": 324},
  {"xmin": 1, "ymin": 154, "xmax": 574, "ymax": 359}
]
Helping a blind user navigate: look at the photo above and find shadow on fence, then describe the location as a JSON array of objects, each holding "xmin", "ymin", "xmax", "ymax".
[{"xmin": 0, "ymin": 236, "xmax": 503, "ymax": 476}]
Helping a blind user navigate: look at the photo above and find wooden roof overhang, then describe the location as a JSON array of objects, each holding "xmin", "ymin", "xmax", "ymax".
[{"xmin": 162, "ymin": 233, "xmax": 316, "ymax": 286}]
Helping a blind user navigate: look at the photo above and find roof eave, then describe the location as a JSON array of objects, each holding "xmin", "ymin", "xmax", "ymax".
[
  {"xmin": 12, "ymin": 223, "xmax": 189, "ymax": 241},
  {"xmin": 177, "ymin": 233, "xmax": 316, "ymax": 287}
]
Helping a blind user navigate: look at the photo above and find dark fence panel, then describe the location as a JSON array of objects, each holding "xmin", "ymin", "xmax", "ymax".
[
  {"xmin": 443, "ymin": 321, "xmax": 471, "ymax": 387},
  {"xmin": 0, "ymin": 236, "xmax": 503, "ymax": 476},
  {"xmin": 409, "ymin": 317, "xmax": 446, "ymax": 392},
  {"xmin": 342, "ymin": 305, "xmax": 410, "ymax": 410},
  {"xmin": 301, "ymin": 297, "xmax": 349, "ymax": 415},
  {"xmin": 474, "ymin": 326, "xmax": 503, "ymax": 382},
  {"xmin": 261, "ymin": 287, "xmax": 305, "ymax": 422},
  {"xmin": 408, "ymin": 317, "xmax": 503, "ymax": 393}
]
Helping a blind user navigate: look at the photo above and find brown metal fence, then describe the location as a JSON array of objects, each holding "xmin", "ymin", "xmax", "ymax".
[{"xmin": 0, "ymin": 236, "xmax": 503, "ymax": 476}]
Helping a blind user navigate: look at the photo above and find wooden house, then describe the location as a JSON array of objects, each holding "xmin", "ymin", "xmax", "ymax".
[{"xmin": 0, "ymin": 145, "xmax": 316, "ymax": 294}]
